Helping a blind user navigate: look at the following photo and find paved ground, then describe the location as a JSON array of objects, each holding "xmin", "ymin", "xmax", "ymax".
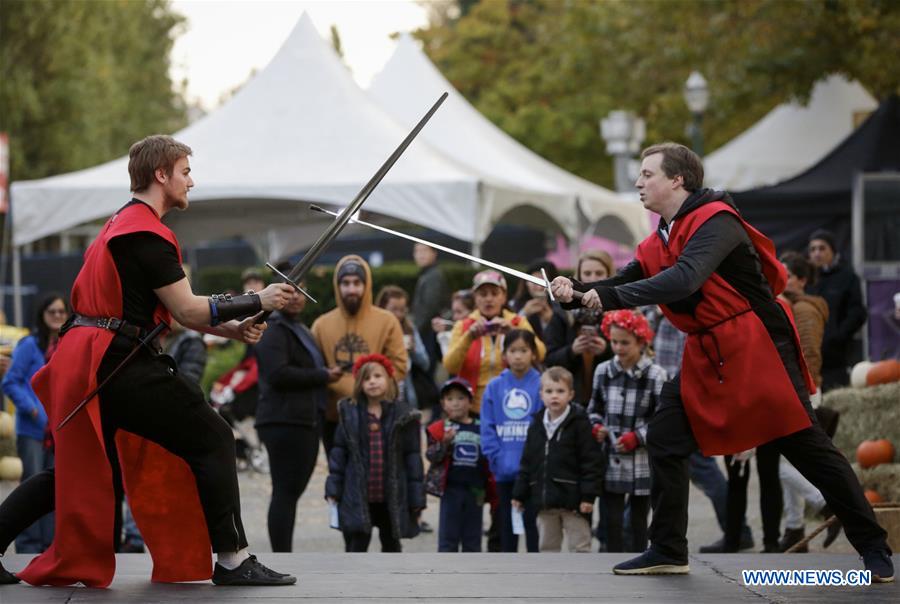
[{"xmin": 0, "ymin": 553, "xmax": 896, "ymax": 602}]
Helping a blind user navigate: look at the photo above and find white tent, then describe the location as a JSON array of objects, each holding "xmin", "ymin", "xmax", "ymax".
[
  {"xmin": 368, "ymin": 34, "xmax": 649, "ymax": 246},
  {"xmin": 704, "ymin": 75, "xmax": 877, "ymax": 191},
  {"xmin": 12, "ymin": 13, "xmax": 596, "ymax": 257}
]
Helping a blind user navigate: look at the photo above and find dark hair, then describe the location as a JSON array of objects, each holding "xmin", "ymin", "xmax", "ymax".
[
  {"xmin": 513, "ymin": 259, "xmax": 558, "ymax": 310},
  {"xmin": 451, "ymin": 289, "xmax": 475, "ymax": 312},
  {"xmin": 128, "ymin": 135, "xmax": 193, "ymax": 193},
  {"xmin": 503, "ymin": 329, "xmax": 538, "ymax": 355},
  {"xmin": 34, "ymin": 293, "xmax": 69, "ymax": 352},
  {"xmin": 375, "ymin": 285, "xmax": 413, "ymax": 335},
  {"xmin": 780, "ymin": 251, "xmax": 817, "ymax": 286},
  {"xmin": 641, "ymin": 142, "xmax": 704, "ymax": 192}
]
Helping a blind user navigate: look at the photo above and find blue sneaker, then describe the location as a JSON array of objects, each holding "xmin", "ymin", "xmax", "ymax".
[
  {"xmin": 863, "ymin": 549, "xmax": 894, "ymax": 584},
  {"xmin": 613, "ymin": 549, "xmax": 690, "ymax": 575}
]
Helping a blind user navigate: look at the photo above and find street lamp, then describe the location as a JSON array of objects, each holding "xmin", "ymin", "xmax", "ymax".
[
  {"xmin": 683, "ymin": 71, "xmax": 709, "ymax": 156},
  {"xmin": 600, "ymin": 110, "xmax": 646, "ymax": 192}
]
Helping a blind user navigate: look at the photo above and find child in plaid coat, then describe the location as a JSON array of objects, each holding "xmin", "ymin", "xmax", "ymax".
[{"xmin": 588, "ymin": 310, "xmax": 667, "ymax": 553}]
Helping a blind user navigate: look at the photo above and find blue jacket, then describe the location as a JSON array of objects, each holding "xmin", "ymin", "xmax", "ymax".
[
  {"xmin": 1, "ymin": 335, "xmax": 49, "ymax": 440},
  {"xmin": 480, "ymin": 368, "xmax": 543, "ymax": 482}
]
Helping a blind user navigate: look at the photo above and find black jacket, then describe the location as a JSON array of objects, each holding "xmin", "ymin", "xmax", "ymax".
[
  {"xmin": 325, "ymin": 398, "xmax": 425, "ymax": 539},
  {"xmin": 255, "ymin": 311, "xmax": 329, "ymax": 428},
  {"xmin": 807, "ymin": 259, "xmax": 867, "ymax": 369},
  {"xmin": 512, "ymin": 405, "xmax": 604, "ymax": 511}
]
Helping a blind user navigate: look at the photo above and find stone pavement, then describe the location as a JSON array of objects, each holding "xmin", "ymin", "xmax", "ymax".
[{"xmin": 0, "ymin": 553, "xmax": 896, "ymax": 603}]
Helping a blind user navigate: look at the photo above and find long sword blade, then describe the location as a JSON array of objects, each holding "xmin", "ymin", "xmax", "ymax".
[
  {"xmin": 258, "ymin": 92, "xmax": 448, "ymax": 321},
  {"xmin": 309, "ymin": 205, "xmax": 548, "ymax": 288}
]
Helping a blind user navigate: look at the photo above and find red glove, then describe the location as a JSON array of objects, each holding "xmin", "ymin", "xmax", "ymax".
[
  {"xmin": 591, "ymin": 424, "xmax": 606, "ymax": 439},
  {"xmin": 617, "ymin": 431, "xmax": 639, "ymax": 452}
]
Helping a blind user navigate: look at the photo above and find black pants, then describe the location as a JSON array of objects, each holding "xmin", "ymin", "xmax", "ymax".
[
  {"xmin": 724, "ymin": 442, "xmax": 782, "ymax": 551},
  {"xmin": 0, "ymin": 469, "xmax": 55, "ymax": 555},
  {"xmin": 438, "ymin": 483, "xmax": 482, "ymax": 552},
  {"xmin": 98, "ymin": 347, "xmax": 248, "ymax": 553},
  {"xmin": 496, "ymin": 481, "xmax": 539, "ymax": 553},
  {"xmin": 257, "ymin": 424, "xmax": 319, "ymax": 552},
  {"xmin": 604, "ymin": 492, "xmax": 650, "ymax": 553},
  {"xmin": 344, "ymin": 502, "xmax": 401, "ymax": 552},
  {"xmin": 646, "ymin": 343, "xmax": 888, "ymax": 560}
]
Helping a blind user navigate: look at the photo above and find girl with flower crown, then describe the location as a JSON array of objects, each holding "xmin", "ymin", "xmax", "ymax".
[
  {"xmin": 325, "ymin": 354, "xmax": 426, "ymax": 552},
  {"xmin": 588, "ymin": 310, "xmax": 667, "ymax": 553}
]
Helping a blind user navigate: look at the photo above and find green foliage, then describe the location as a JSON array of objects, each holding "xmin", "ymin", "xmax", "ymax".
[
  {"xmin": 200, "ymin": 340, "xmax": 246, "ymax": 395},
  {"xmin": 417, "ymin": 0, "xmax": 900, "ymax": 188},
  {"xmin": 0, "ymin": 0, "xmax": 188, "ymax": 181}
]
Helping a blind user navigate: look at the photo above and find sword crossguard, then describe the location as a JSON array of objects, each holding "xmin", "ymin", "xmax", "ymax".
[
  {"xmin": 265, "ymin": 263, "xmax": 318, "ymax": 304},
  {"xmin": 541, "ymin": 268, "xmax": 555, "ymax": 302}
]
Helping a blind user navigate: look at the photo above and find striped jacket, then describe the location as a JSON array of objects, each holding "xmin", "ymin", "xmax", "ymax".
[{"xmin": 588, "ymin": 355, "xmax": 667, "ymax": 496}]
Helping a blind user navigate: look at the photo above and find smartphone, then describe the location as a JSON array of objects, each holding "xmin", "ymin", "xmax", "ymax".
[
  {"xmin": 580, "ymin": 325, "xmax": 598, "ymax": 337},
  {"xmin": 485, "ymin": 321, "xmax": 501, "ymax": 334}
]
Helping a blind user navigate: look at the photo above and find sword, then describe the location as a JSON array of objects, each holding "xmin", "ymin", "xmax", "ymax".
[
  {"xmin": 308, "ymin": 205, "xmax": 567, "ymax": 301},
  {"xmin": 257, "ymin": 92, "xmax": 449, "ymax": 321},
  {"xmin": 57, "ymin": 321, "xmax": 169, "ymax": 430}
]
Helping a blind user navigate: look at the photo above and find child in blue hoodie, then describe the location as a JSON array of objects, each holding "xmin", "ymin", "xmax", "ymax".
[{"xmin": 480, "ymin": 329, "xmax": 543, "ymax": 552}]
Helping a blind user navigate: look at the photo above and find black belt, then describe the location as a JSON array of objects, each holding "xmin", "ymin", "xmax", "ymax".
[{"xmin": 61, "ymin": 313, "xmax": 146, "ymax": 340}]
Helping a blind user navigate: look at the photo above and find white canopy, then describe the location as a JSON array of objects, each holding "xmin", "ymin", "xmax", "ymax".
[
  {"xmin": 11, "ymin": 13, "xmax": 601, "ymax": 254},
  {"xmin": 368, "ymin": 34, "xmax": 649, "ymax": 245},
  {"xmin": 703, "ymin": 75, "xmax": 876, "ymax": 192}
]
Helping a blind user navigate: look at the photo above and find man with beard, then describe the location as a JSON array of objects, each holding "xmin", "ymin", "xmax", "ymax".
[
  {"xmin": 312, "ymin": 255, "xmax": 408, "ymax": 454},
  {"xmin": 551, "ymin": 142, "xmax": 892, "ymax": 582},
  {"xmin": 4, "ymin": 135, "xmax": 297, "ymax": 588}
]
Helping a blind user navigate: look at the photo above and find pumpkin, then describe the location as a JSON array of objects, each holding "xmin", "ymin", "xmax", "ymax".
[
  {"xmin": 0, "ymin": 456, "xmax": 22, "ymax": 481},
  {"xmin": 850, "ymin": 361, "xmax": 874, "ymax": 388},
  {"xmin": 866, "ymin": 359, "xmax": 900, "ymax": 386},
  {"xmin": 0, "ymin": 412, "xmax": 13, "ymax": 439},
  {"xmin": 864, "ymin": 489, "xmax": 883, "ymax": 504},
  {"xmin": 856, "ymin": 439, "xmax": 895, "ymax": 468}
]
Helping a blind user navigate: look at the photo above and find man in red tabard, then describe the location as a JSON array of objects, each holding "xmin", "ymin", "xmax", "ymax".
[
  {"xmin": 551, "ymin": 142, "xmax": 892, "ymax": 583},
  {"xmin": 0, "ymin": 135, "xmax": 298, "ymax": 587}
]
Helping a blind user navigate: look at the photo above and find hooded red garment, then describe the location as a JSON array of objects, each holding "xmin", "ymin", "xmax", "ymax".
[
  {"xmin": 19, "ymin": 202, "xmax": 211, "ymax": 587},
  {"xmin": 636, "ymin": 200, "xmax": 814, "ymax": 455}
]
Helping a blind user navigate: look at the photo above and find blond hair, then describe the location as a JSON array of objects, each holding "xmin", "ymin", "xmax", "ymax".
[
  {"xmin": 541, "ymin": 366, "xmax": 574, "ymax": 390},
  {"xmin": 352, "ymin": 360, "xmax": 399, "ymax": 402}
]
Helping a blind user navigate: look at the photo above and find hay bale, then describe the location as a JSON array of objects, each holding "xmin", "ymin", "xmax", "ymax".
[
  {"xmin": 822, "ymin": 382, "xmax": 900, "ymax": 461},
  {"xmin": 853, "ymin": 462, "xmax": 900, "ymax": 503}
]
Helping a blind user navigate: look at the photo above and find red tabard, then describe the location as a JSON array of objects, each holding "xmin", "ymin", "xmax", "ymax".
[
  {"xmin": 635, "ymin": 201, "xmax": 814, "ymax": 455},
  {"xmin": 18, "ymin": 203, "xmax": 212, "ymax": 587}
]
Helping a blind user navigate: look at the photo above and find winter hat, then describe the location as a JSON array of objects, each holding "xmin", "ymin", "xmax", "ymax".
[
  {"xmin": 808, "ymin": 229, "xmax": 836, "ymax": 253},
  {"xmin": 337, "ymin": 260, "xmax": 367, "ymax": 283}
]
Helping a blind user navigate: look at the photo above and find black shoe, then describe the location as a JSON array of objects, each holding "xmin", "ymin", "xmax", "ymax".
[
  {"xmin": 419, "ymin": 520, "xmax": 434, "ymax": 534},
  {"xmin": 819, "ymin": 507, "xmax": 842, "ymax": 549},
  {"xmin": 779, "ymin": 527, "xmax": 807, "ymax": 553},
  {"xmin": 0, "ymin": 559, "xmax": 20, "ymax": 585},
  {"xmin": 613, "ymin": 549, "xmax": 689, "ymax": 575},
  {"xmin": 762, "ymin": 543, "xmax": 781, "ymax": 553},
  {"xmin": 212, "ymin": 555, "xmax": 296, "ymax": 586},
  {"xmin": 862, "ymin": 549, "xmax": 894, "ymax": 584},
  {"xmin": 699, "ymin": 533, "xmax": 754, "ymax": 553}
]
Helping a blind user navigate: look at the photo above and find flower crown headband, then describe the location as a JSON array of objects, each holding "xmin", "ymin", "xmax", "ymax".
[
  {"xmin": 601, "ymin": 309, "xmax": 655, "ymax": 343},
  {"xmin": 352, "ymin": 353, "xmax": 396, "ymax": 379}
]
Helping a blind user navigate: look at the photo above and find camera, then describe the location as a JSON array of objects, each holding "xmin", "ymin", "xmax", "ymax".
[{"xmin": 485, "ymin": 320, "xmax": 501, "ymax": 334}]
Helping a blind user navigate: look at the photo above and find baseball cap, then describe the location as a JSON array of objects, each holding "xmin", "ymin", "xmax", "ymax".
[
  {"xmin": 472, "ymin": 270, "xmax": 507, "ymax": 292},
  {"xmin": 440, "ymin": 377, "xmax": 474, "ymax": 399}
]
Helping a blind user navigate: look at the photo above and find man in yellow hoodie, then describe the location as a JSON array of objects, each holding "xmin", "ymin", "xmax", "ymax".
[{"xmin": 311, "ymin": 255, "xmax": 408, "ymax": 453}]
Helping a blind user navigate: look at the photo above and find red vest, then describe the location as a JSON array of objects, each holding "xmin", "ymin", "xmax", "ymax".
[
  {"xmin": 635, "ymin": 201, "xmax": 813, "ymax": 455},
  {"xmin": 20, "ymin": 203, "xmax": 211, "ymax": 587}
]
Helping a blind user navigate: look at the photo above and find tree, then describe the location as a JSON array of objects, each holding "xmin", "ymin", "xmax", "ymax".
[
  {"xmin": 416, "ymin": 0, "xmax": 900, "ymax": 188},
  {"xmin": 0, "ymin": 0, "xmax": 188, "ymax": 182}
]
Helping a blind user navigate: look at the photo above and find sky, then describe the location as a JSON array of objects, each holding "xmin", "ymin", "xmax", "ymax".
[{"xmin": 169, "ymin": 0, "xmax": 430, "ymax": 110}]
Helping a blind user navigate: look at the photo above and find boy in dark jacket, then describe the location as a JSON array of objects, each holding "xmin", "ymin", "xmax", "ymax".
[
  {"xmin": 512, "ymin": 367, "xmax": 603, "ymax": 552},
  {"xmin": 425, "ymin": 377, "xmax": 493, "ymax": 552},
  {"xmin": 325, "ymin": 354, "xmax": 425, "ymax": 552}
]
